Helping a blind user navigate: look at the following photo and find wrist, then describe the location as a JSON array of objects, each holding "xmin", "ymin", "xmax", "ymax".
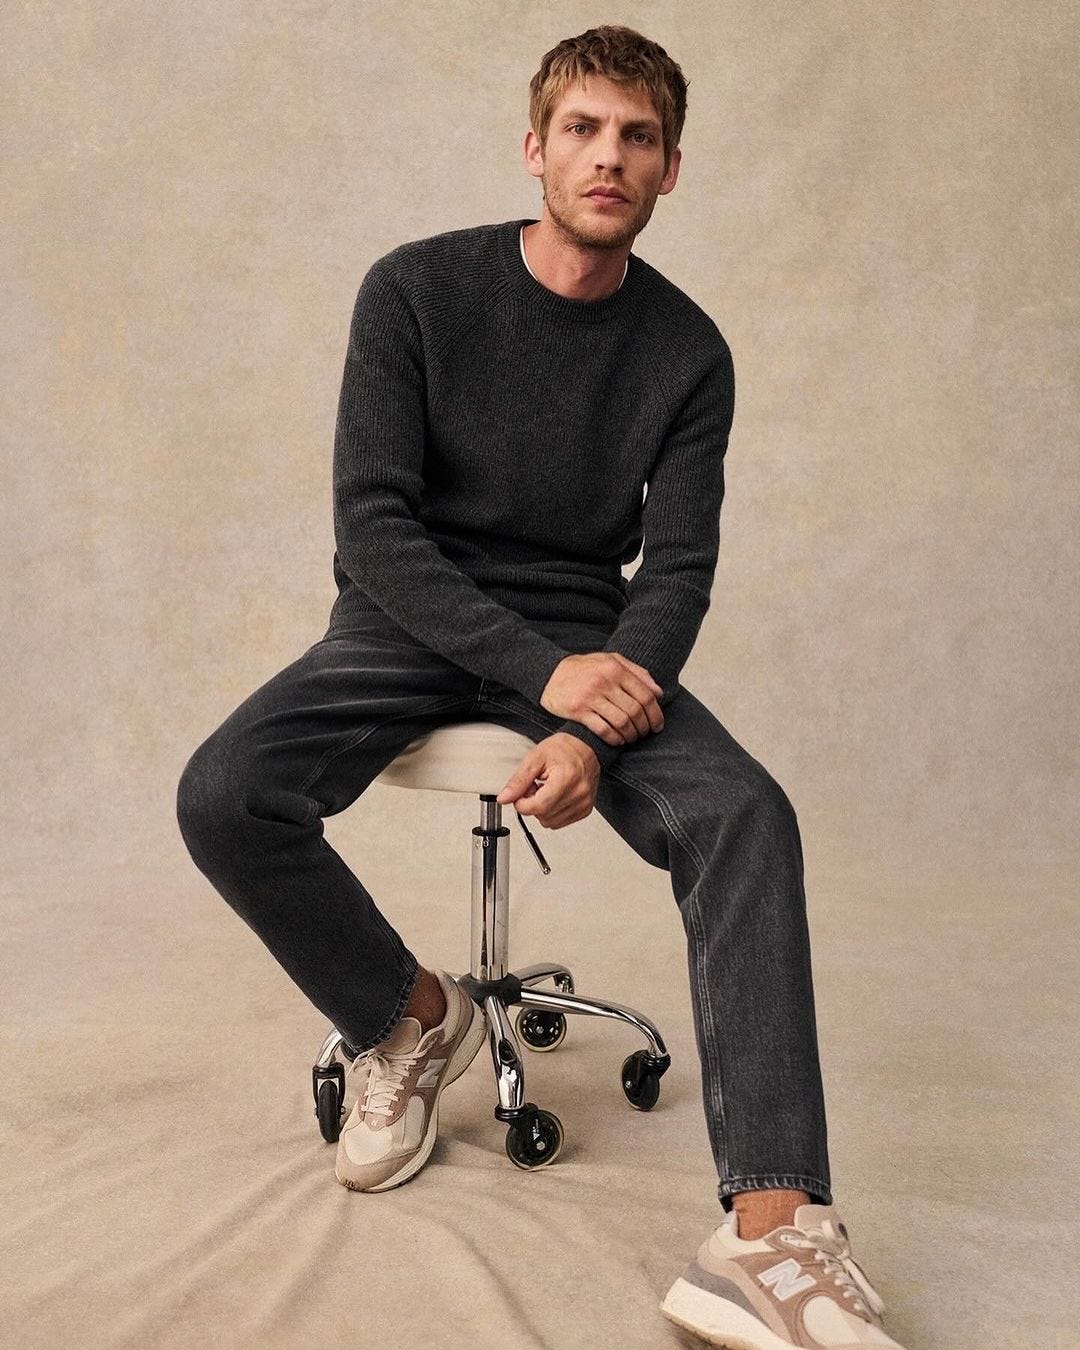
[{"xmin": 550, "ymin": 731, "xmax": 599, "ymax": 763}]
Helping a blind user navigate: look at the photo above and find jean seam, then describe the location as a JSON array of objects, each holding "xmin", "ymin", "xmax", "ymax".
[
  {"xmin": 687, "ymin": 883, "xmax": 731, "ymax": 1185},
  {"xmin": 603, "ymin": 769, "xmax": 733, "ymax": 1190},
  {"xmin": 606, "ymin": 766, "xmax": 707, "ymax": 874},
  {"xmin": 483, "ymin": 693, "xmax": 729, "ymax": 1182},
  {"xmin": 296, "ymin": 695, "xmax": 475, "ymax": 825},
  {"xmin": 606, "ymin": 770, "xmax": 729, "ymax": 1185}
]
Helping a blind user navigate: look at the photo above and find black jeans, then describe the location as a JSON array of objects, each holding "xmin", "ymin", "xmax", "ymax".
[{"xmin": 176, "ymin": 610, "xmax": 832, "ymax": 1211}]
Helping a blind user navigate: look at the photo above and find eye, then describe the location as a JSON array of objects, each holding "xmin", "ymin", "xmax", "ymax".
[{"xmin": 568, "ymin": 124, "xmax": 653, "ymax": 143}]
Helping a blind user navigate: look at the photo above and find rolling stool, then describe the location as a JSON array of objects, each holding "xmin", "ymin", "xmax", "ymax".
[{"xmin": 311, "ymin": 720, "xmax": 671, "ymax": 1170}]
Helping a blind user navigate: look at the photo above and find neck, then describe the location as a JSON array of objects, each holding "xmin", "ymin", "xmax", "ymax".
[{"xmin": 520, "ymin": 221, "xmax": 630, "ymax": 301}]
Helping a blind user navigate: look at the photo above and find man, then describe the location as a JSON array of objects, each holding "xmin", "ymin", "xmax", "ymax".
[{"xmin": 177, "ymin": 24, "xmax": 907, "ymax": 1350}]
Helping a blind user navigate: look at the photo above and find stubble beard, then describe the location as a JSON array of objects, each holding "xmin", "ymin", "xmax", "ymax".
[{"xmin": 541, "ymin": 172, "xmax": 655, "ymax": 253}]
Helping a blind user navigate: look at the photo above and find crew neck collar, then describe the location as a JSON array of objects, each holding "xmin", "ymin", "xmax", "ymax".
[{"xmin": 499, "ymin": 218, "xmax": 637, "ymax": 323}]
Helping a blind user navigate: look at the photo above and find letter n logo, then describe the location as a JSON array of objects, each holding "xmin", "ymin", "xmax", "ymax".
[{"xmin": 757, "ymin": 1258, "xmax": 816, "ymax": 1302}]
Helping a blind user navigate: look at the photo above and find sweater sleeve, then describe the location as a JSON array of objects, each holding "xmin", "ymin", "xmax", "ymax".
[
  {"xmin": 552, "ymin": 340, "xmax": 735, "ymax": 770},
  {"xmin": 332, "ymin": 261, "xmax": 571, "ymax": 706}
]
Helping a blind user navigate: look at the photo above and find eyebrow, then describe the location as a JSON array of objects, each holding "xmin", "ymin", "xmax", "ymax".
[{"xmin": 559, "ymin": 108, "xmax": 662, "ymax": 134}]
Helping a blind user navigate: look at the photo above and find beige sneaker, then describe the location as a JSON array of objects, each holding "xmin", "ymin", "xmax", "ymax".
[
  {"xmin": 334, "ymin": 968, "xmax": 486, "ymax": 1193},
  {"xmin": 660, "ymin": 1202, "xmax": 907, "ymax": 1347}
]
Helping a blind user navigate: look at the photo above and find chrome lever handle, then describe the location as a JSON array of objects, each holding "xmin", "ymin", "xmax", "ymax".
[{"xmin": 513, "ymin": 794, "xmax": 551, "ymax": 874}]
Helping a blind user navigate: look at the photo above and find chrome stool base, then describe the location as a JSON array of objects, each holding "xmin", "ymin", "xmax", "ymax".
[{"xmin": 312, "ymin": 767, "xmax": 671, "ymax": 1166}]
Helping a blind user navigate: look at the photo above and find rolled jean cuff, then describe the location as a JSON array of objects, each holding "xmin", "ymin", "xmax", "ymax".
[
  {"xmin": 342, "ymin": 950, "xmax": 421, "ymax": 1054},
  {"xmin": 717, "ymin": 1174, "xmax": 834, "ymax": 1212}
]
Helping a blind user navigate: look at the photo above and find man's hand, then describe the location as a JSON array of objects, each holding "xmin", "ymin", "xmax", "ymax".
[
  {"xmin": 540, "ymin": 652, "xmax": 665, "ymax": 747},
  {"xmin": 495, "ymin": 733, "xmax": 601, "ymax": 830}
]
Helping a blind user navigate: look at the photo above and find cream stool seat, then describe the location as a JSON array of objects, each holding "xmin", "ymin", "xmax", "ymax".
[
  {"xmin": 375, "ymin": 721, "xmax": 538, "ymax": 795},
  {"xmin": 311, "ymin": 719, "xmax": 671, "ymax": 1171}
]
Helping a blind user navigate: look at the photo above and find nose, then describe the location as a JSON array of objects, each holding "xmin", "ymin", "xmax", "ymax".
[{"xmin": 593, "ymin": 128, "xmax": 627, "ymax": 174}]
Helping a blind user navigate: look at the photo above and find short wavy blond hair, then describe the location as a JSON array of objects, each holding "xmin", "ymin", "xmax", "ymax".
[{"xmin": 528, "ymin": 25, "xmax": 689, "ymax": 176}]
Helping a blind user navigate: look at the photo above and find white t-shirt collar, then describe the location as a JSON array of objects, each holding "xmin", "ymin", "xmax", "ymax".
[{"xmin": 520, "ymin": 224, "xmax": 628, "ymax": 291}]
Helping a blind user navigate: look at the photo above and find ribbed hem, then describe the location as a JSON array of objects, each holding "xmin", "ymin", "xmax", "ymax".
[
  {"xmin": 513, "ymin": 638, "xmax": 572, "ymax": 708},
  {"xmin": 555, "ymin": 719, "xmax": 624, "ymax": 770},
  {"xmin": 330, "ymin": 574, "xmax": 625, "ymax": 638},
  {"xmin": 498, "ymin": 218, "xmax": 639, "ymax": 323}
]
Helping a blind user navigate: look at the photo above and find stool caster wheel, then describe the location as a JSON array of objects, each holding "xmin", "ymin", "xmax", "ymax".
[
  {"xmin": 505, "ymin": 1104, "xmax": 564, "ymax": 1170},
  {"xmin": 515, "ymin": 1007, "xmax": 566, "ymax": 1051},
  {"xmin": 621, "ymin": 1050, "xmax": 662, "ymax": 1111},
  {"xmin": 313, "ymin": 1062, "xmax": 346, "ymax": 1142}
]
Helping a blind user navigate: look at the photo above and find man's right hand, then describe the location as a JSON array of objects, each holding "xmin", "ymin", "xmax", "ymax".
[{"xmin": 540, "ymin": 652, "xmax": 665, "ymax": 747}]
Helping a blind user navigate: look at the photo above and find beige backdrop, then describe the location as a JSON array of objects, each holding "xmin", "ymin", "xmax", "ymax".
[{"xmin": 4, "ymin": 4, "xmax": 1077, "ymax": 1349}]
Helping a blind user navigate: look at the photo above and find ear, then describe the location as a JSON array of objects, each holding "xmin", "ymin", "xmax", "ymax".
[
  {"xmin": 657, "ymin": 145, "xmax": 682, "ymax": 197},
  {"xmin": 523, "ymin": 127, "xmax": 545, "ymax": 182}
]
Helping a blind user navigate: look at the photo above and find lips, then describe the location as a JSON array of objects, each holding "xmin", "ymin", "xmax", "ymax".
[{"xmin": 586, "ymin": 188, "xmax": 628, "ymax": 202}]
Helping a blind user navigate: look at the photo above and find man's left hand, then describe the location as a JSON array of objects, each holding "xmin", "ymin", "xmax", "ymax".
[{"xmin": 495, "ymin": 733, "xmax": 600, "ymax": 830}]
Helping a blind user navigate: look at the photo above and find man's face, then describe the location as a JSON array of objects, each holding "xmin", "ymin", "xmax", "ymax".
[{"xmin": 525, "ymin": 73, "xmax": 681, "ymax": 251}]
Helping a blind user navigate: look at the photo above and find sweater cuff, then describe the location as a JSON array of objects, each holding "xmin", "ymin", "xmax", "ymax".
[
  {"xmin": 553, "ymin": 719, "xmax": 624, "ymax": 771},
  {"xmin": 512, "ymin": 639, "xmax": 571, "ymax": 708}
]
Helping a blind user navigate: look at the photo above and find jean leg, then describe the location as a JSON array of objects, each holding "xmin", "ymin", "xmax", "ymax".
[
  {"xmin": 476, "ymin": 666, "xmax": 832, "ymax": 1212},
  {"xmin": 175, "ymin": 618, "xmax": 481, "ymax": 1052}
]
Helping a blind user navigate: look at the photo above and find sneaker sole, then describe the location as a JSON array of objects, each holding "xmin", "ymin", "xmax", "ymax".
[
  {"xmin": 335, "ymin": 991, "xmax": 487, "ymax": 1193},
  {"xmin": 660, "ymin": 1276, "xmax": 802, "ymax": 1349}
]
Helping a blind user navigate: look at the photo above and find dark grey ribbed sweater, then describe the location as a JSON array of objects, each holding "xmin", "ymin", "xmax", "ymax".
[{"xmin": 329, "ymin": 216, "xmax": 735, "ymax": 769}]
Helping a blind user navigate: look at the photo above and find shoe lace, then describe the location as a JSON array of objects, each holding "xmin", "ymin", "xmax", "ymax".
[
  {"xmin": 779, "ymin": 1225, "xmax": 886, "ymax": 1319},
  {"xmin": 350, "ymin": 1045, "xmax": 427, "ymax": 1120}
]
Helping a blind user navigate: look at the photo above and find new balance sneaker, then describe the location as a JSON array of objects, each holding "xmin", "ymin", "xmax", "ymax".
[
  {"xmin": 660, "ymin": 1202, "xmax": 907, "ymax": 1347},
  {"xmin": 334, "ymin": 968, "xmax": 487, "ymax": 1192}
]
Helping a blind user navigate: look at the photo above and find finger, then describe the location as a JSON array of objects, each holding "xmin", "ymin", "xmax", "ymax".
[
  {"xmin": 496, "ymin": 759, "xmax": 543, "ymax": 803},
  {"xmin": 509, "ymin": 784, "xmax": 542, "ymax": 812},
  {"xmin": 613, "ymin": 666, "xmax": 665, "ymax": 732},
  {"xmin": 625, "ymin": 674, "xmax": 665, "ymax": 732},
  {"xmin": 578, "ymin": 707, "xmax": 628, "ymax": 746},
  {"xmin": 612, "ymin": 653, "xmax": 664, "ymax": 696},
  {"xmin": 513, "ymin": 771, "xmax": 560, "ymax": 815},
  {"xmin": 596, "ymin": 694, "xmax": 643, "ymax": 743},
  {"xmin": 607, "ymin": 685, "xmax": 652, "ymax": 738}
]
